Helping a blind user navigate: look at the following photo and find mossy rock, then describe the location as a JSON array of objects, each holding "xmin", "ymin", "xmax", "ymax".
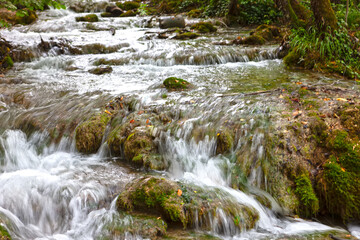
[
  {"xmin": 15, "ymin": 9, "xmax": 38, "ymax": 25},
  {"xmin": 75, "ymin": 112, "xmax": 111, "ymax": 154},
  {"xmin": 174, "ymin": 32, "xmax": 200, "ymax": 40},
  {"xmin": 120, "ymin": 10, "xmax": 137, "ymax": 17},
  {"xmin": 117, "ymin": 1, "xmax": 140, "ymax": 10},
  {"xmin": 123, "ymin": 128, "xmax": 165, "ymax": 170},
  {"xmin": 163, "ymin": 77, "xmax": 192, "ymax": 91},
  {"xmin": 0, "ymin": 225, "xmax": 11, "ymax": 240},
  {"xmin": 294, "ymin": 174, "xmax": 319, "ymax": 218},
  {"xmin": 284, "ymin": 48, "xmax": 303, "ymax": 67},
  {"xmin": 216, "ymin": 128, "xmax": 234, "ymax": 155},
  {"xmin": 100, "ymin": 12, "xmax": 113, "ymax": 18},
  {"xmin": 191, "ymin": 22, "xmax": 217, "ymax": 33},
  {"xmin": 338, "ymin": 106, "xmax": 360, "ymax": 140},
  {"xmin": 88, "ymin": 66, "xmax": 113, "ymax": 75},
  {"xmin": 100, "ymin": 212, "xmax": 167, "ymax": 239},
  {"xmin": 75, "ymin": 14, "xmax": 99, "ymax": 22},
  {"xmin": 117, "ymin": 176, "xmax": 259, "ymax": 231}
]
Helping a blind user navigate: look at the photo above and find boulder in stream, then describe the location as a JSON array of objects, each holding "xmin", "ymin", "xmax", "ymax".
[
  {"xmin": 191, "ymin": 21, "xmax": 217, "ymax": 33},
  {"xmin": 116, "ymin": 1, "xmax": 140, "ymax": 11},
  {"xmin": 105, "ymin": 5, "xmax": 124, "ymax": 17},
  {"xmin": 75, "ymin": 14, "xmax": 99, "ymax": 22},
  {"xmin": 163, "ymin": 77, "xmax": 193, "ymax": 91},
  {"xmin": 117, "ymin": 176, "xmax": 259, "ymax": 232},
  {"xmin": 159, "ymin": 16, "xmax": 185, "ymax": 29}
]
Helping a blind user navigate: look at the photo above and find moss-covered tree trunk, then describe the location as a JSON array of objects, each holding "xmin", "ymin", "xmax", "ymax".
[
  {"xmin": 310, "ymin": 0, "xmax": 338, "ymax": 30},
  {"xmin": 274, "ymin": 0, "xmax": 310, "ymax": 26}
]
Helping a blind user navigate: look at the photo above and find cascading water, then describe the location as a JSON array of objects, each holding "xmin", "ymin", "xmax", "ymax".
[{"xmin": 0, "ymin": 2, "xmax": 358, "ymax": 239}]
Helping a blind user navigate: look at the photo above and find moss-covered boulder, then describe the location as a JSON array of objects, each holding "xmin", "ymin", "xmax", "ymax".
[
  {"xmin": 116, "ymin": 1, "xmax": 140, "ymax": 11},
  {"xmin": 123, "ymin": 128, "xmax": 165, "ymax": 170},
  {"xmin": 216, "ymin": 128, "xmax": 234, "ymax": 155},
  {"xmin": 234, "ymin": 25, "xmax": 284, "ymax": 45},
  {"xmin": 0, "ymin": 225, "xmax": 11, "ymax": 240},
  {"xmin": 163, "ymin": 77, "xmax": 193, "ymax": 91},
  {"xmin": 191, "ymin": 22, "xmax": 217, "ymax": 33},
  {"xmin": 117, "ymin": 176, "xmax": 259, "ymax": 232},
  {"xmin": 75, "ymin": 14, "xmax": 99, "ymax": 22},
  {"xmin": 120, "ymin": 10, "xmax": 137, "ymax": 17},
  {"xmin": 174, "ymin": 32, "xmax": 200, "ymax": 40},
  {"xmin": 0, "ymin": 38, "xmax": 13, "ymax": 73},
  {"xmin": 100, "ymin": 12, "xmax": 113, "ymax": 18},
  {"xmin": 88, "ymin": 66, "xmax": 113, "ymax": 75},
  {"xmin": 100, "ymin": 212, "xmax": 167, "ymax": 239},
  {"xmin": 75, "ymin": 112, "xmax": 111, "ymax": 154},
  {"xmin": 105, "ymin": 5, "xmax": 123, "ymax": 17}
]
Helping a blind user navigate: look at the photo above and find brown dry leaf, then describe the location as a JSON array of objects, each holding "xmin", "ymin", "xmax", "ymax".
[
  {"xmin": 120, "ymin": 96, "xmax": 124, "ymax": 101},
  {"xmin": 130, "ymin": 119, "xmax": 135, "ymax": 123},
  {"xmin": 301, "ymin": 121, "xmax": 308, "ymax": 125},
  {"xmin": 177, "ymin": 189, "xmax": 182, "ymax": 196},
  {"xmin": 138, "ymin": 111, "xmax": 144, "ymax": 115},
  {"xmin": 104, "ymin": 110, "xmax": 112, "ymax": 115},
  {"xmin": 341, "ymin": 168, "xmax": 346, "ymax": 172},
  {"xmin": 323, "ymin": 98, "xmax": 331, "ymax": 101},
  {"xmin": 295, "ymin": 82, "xmax": 302, "ymax": 85},
  {"xmin": 336, "ymin": 98, "xmax": 348, "ymax": 102},
  {"xmin": 146, "ymin": 119, "xmax": 150, "ymax": 124},
  {"xmin": 120, "ymin": 103, "xmax": 123, "ymax": 109}
]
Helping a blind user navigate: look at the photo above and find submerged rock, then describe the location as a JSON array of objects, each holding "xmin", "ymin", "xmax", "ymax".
[
  {"xmin": 159, "ymin": 16, "xmax": 185, "ymax": 29},
  {"xmin": 75, "ymin": 14, "xmax": 99, "ymax": 22},
  {"xmin": 163, "ymin": 77, "xmax": 193, "ymax": 91},
  {"xmin": 174, "ymin": 32, "xmax": 200, "ymax": 40},
  {"xmin": 117, "ymin": 176, "xmax": 259, "ymax": 232},
  {"xmin": 100, "ymin": 212, "xmax": 167, "ymax": 239},
  {"xmin": 88, "ymin": 66, "xmax": 113, "ymax": 75},
  {"xmin": 75, "ymin": 112, "xmax": 111, "ymax": 154}
]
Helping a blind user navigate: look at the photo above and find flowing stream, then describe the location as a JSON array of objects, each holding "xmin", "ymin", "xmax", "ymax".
[{"xmin": 0, "ymin": 2, "xmax": 359, "ymax": 239}]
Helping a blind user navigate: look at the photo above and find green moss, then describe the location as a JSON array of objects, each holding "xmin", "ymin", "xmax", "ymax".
[
  {"xmin": 294, "ymin": 174, "xmax": 319, "ymax": 218},
  {"xmin": 75, "ymin": 112, "xmax": 111, "ymax": 154},
  {"xmin": 3, "ymin": 56, "xmax": 13, "ymax": 68},
  {"xmin": 75, "ymin": 14, "xmax": 99, "ymax": 22},
  {"xmin": 191, "ymin": 22, "xmax": 217, "ymax": 33},
  {"xmin": 100, "ymin": 12, "xmax": 113, "ymax": 18},
  {"xmin": 163, "ymin": 77, "xmax": 192, "ymax": 91},
  {"xmin": 284, "ymin": 48, "xmax": 302, "ymax": 67},
  {"xmin": 15, "ymin": 9, "xmax": 38, "ymax": 25},
  {"xmin": 0, "ymin": 225, "xmax": 11, "ymax": 240},
  {"xmin": 88, "ymin": 66, "xmax": 113, "ymax": 75},
  {"xmin": 216, "ymin": 129, "xmax": 234, "ymax": 155},
  {"xmin": 174, "ymin": 32, "xmax": 200, "ymax": 40},
  {"xmin": 119, "ymin": 1, "xmax": 140, "ymax": 10},
  {"xmin": 120, "ymin": 10, "xmax": 136, "ymax": 17},
  {"xmin": 187, "ymin": 9, "xmax": 202, "ymax": 18},
  {"xmin": 338, "ymin": 107, "xmax": 360, "ymax": 140}
]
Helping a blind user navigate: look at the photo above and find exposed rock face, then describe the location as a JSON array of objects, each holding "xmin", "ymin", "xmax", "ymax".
[
  {"xmin": 105, "ymin": 5, "xmax": 124, "ymax": 17},
  {"xmin": 159, "ymin": 16, "xmax": 185, "ymax": 29}
]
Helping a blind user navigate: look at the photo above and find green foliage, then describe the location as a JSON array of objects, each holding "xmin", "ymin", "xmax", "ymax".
[
  {"xmin": 236, "ymin": 0, "xmax": 281, "ymax": 25},
  {"xmin": 294, "ymin": 174, "xmax": 319, "ymax": 218},
  {"xmin": 0, "ymin": 225, "xmax": 11, "ymax": 240},
  {"xmin": 137, "ymin": 3, "xmax": 148, "ymax": 16},
  {"xmin": 287, "ymin": 22, "xmax": 360, "ymax": 78}
]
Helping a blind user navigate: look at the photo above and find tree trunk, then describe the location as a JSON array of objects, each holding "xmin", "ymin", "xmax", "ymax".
[
  {"xmin": 228, "ymin": 0, "xmax": 240, "ymax": 16},
  {"xmin": 274, "ymin": 0, "xmax": 310, "ymax": 26},
  {"xmin": 345, "ymin": 0, "xmax": 349, "ymax": 23},
  {"xmin": 310, "ymin": 0, "xmax": 338, "ymax": 30}
]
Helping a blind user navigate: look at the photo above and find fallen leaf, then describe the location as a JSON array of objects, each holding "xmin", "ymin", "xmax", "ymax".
[
  {"xmin": 301, "ymin": 121, "xmax": 308, "ymax": 125},
  {"xmin": 190, "ymin": 100, "xmax": 195, "ymax": 104},
  {"xmin": 323, "ymin": 98, "xmax": 331, "ymax": 101},
  {"xmin": 295, "ymin": 82, "xmax": 302, "ymax": 85},
  {"xmin": 138, "ymin": 111, "xmax": 144, "ymax": 115},
  {"xmin": 341, "ymin": 167, "xmax": 346, "ymax": 172},
  {"xmin": 217, "ymin": 133, "xmax": 220, "ymax": 136},
  {"xmin": 279, "ymin": 95, "xmax": 284, "ymax": 99},
  {"xmin": 177, "ymin": 189, "xmax": 182, "ymax": 196},
  {"xmin": 146, "ymin": 119, "xmax": 150, "ymax": 124},
  {"xmin": 120, "ymin": 96, "xmax": 124, "ymax": 101},
  {"xmin": 157, "ymin": 217, "xmax": 161, "ymax": 220},
  {"xmin": 120, "ymin": 103, "xmax": 123, "ymax": 109},
  {"xmin": 130, "ymin": 119, "xmax": 135, "ymax": 123},
  {"xmin": 104, "ymin": 110, "xmax": 112, "ymax": 115},
  {"xmin": 337, "ymin": 98, "xmax": 348, "ymax": 102}
]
